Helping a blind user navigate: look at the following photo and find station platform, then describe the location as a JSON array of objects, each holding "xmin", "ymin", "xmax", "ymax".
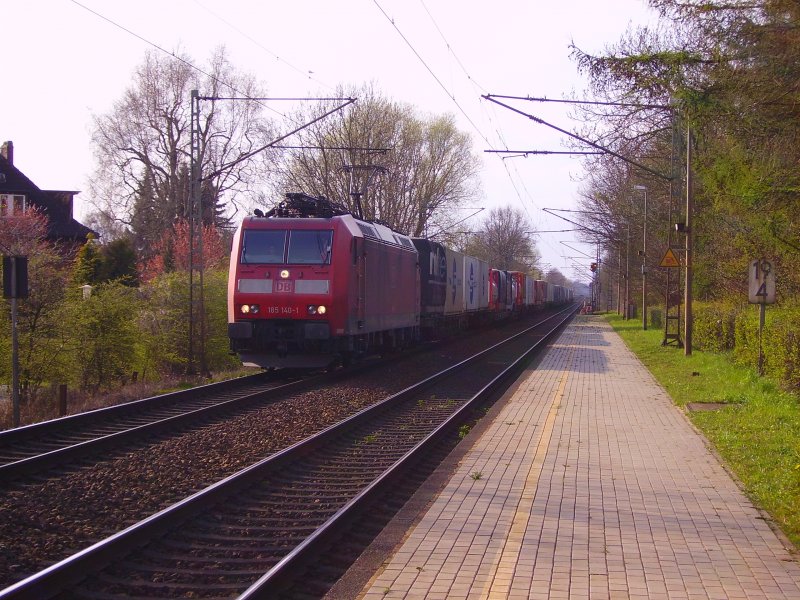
[{"xmin": 357, "ymin": 315, "xmax": 800, "ymax": 599}]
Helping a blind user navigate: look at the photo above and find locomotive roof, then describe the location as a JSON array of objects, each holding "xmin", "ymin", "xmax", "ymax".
[
  {"xmin": 248, "ymin": 192, "xmax": 414, "ymax": 249},
  {"xmin": 242, "ymin": 211, "xmax": 415, "ymax": 250}
]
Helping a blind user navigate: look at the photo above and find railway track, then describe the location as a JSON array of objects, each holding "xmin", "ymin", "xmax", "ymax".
[
  {"xmin": 0, "ymin": 371, "xmax": 340, "ymax": 480},
  {"xmin": 0, "ymin": 305, "xmax": 576, "ymax": 600}
]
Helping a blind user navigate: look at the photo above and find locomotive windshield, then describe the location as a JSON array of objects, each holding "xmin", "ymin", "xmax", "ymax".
[
  {"xmin": 287, "ymin": 230, "xmax": 333, "ymax": 265},
  {"xmin": 240, "ymin": 229, "xmax": 332, "ymax": 265},
  {"xmin": 241, "ymin": 230, "xmax": 287, "ymax": 264}
]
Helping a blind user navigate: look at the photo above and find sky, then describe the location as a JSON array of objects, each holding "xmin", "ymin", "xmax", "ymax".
[{"xmin": 4, "ymin": 0, "xmax": 657, "ymax": 283}]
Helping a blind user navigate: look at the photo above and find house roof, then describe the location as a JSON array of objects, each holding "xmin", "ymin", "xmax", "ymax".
[{"xmin": 0, "ymin": 153, "xmax": 97, "ymax": 242}]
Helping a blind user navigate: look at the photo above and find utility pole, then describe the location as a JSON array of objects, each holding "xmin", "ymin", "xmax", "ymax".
[
  {"xmin": 189, "ymin": 89, "xmax": 206, "ymax": 375},
  {"xmin": 663, "ymin": 118, "xmax": 682, "ymax": 347},
  {"xmin": 624, "ymin": 215, "xmax": 630, "ymax": 319},
  {"xmin": 184, "ymin": 92, "xmax": 356, "ymax": 375},
  {"xmin": 684, "ymin": 125, "xmax": 693, "ymax": 355},
  {"xmin": 634, "ymin": 185, "xmax": 648, "ymax": 330},
  {"xmin": 597, "ymin": 243, "xmax": 602, "ymax": 311},
  {"xmin": 617, "ymin": 244, "xmax": 622, "ymax": 315}
]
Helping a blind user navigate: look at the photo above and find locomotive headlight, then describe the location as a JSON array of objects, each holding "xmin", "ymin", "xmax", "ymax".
[
  {"xmin": 241, "ymin": 304, "xmax": 250, "ymax": 314},
  {"xmin": 307, "ymin": 305, "xmax": 327, "ymax": 315},
  {"xmin": 240, "ymin": 304, "xmax": 260, "ymax": 314},
  {"xmin": 280, "ymin": 269, "xmax": 290, "ymax": 279}
]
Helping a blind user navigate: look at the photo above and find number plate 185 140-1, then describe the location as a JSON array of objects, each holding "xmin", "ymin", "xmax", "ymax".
[{"xmin": 266, "ymin": 306, "xmax": 298, "ymax": 315}]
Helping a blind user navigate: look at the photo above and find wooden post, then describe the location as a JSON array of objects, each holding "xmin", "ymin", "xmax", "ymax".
[{"xmin": 58, "ymin": 384, "xmax": 67, "ymax": 417}]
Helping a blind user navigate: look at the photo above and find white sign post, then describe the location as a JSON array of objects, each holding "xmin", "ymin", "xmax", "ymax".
[{"xmin": 749, "ymin": 259, "xmax": 776, "ymax": 375}]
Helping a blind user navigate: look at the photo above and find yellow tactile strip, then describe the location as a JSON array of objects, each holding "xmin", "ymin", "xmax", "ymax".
[{"xmin": 360, "ymin": 316, "xmax": 800, "ymax": 599}]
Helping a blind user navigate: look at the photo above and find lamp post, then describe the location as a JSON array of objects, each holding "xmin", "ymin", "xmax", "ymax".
[
  {"xmin": 617, "ymin": 244, "xmax": 622, "ymax": 315},
  {"xmin": 634, "ymin": 185, "xmax": 648, "ymax": 329},
  {"xmin": 624, "ymin": 213, "xmax": 630, "ymax": 319}
]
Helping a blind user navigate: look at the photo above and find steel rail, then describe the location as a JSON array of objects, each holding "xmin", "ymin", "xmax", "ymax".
[
  {"xmin": 0, "ymin": 376, "xmax": 324, "ymax": 480},
  {"xmin": 0, "ymin": 305, "xmax": 577, "ymax": 599},
  {"xmin": 0, "ymin": 367, "xmax": 364, "ymax": 480},
  {"xmin": 240, "ymin": 305, "xmax": 577, "ymax": 597},
  {"xmin": 0, "ymin": 372, "xmax": 270, "ymax": 445}
]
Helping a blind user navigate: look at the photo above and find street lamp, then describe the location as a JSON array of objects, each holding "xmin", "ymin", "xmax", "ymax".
[
  {"xmin": 625, "ymin": 215, "xmax": 630, "ymax": 319},
  {"xmin": 634, "ymin": 185, "xmax": 648, "ymax": 330}
]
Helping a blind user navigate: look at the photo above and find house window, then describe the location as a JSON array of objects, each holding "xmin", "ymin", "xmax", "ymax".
[{"xmin": 0, "ymin": 194, "xmax": 26, "ymax": 216}]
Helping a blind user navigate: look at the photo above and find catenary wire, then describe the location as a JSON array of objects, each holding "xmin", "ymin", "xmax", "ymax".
[
  {"xmin": 68, "ymin": 0, "xmax": 295, "ymax": 121},
  {"xmin": 410, "ymin": 1, "xmax": 580, "ymax": 274},
  {"xmin": 190, "ymin": 0, "xmax": 337, "ymax": 92}
]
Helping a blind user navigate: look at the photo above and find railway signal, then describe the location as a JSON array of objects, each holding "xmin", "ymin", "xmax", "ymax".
[{"xmin": 3, "ymin": 255, "xmax": 27, "ymax": 428}]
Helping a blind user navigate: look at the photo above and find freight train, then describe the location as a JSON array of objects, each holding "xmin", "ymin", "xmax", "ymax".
[{"xmin": 228, "ymin": 193, "xmax": 573, "ymax": 369}]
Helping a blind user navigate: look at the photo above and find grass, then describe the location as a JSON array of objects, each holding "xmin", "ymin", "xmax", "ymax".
[{"xmin": 606, "ymin": 313, "xmax": 800, "ymax": 549}]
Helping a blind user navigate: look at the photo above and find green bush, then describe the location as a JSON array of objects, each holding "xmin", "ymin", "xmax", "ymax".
[
  {"xmin": 64, "ymin": 281, "xmax": 141, "ymax": 392},
  {"xmin": 734, "ymin": 304, "xmax": 762, "ymax": 370},
  {"xmin": 694, "ymin": 299, "xmax": 800, "ymax": 391},
  {"xmin": 763, "ymin": 303, "xmax": 800, "ymax": 391},
  {"xmin": 138, "ymin": 272, "xmax": 190, "ymax": 376},
  {"xmin": 693, "ymin": 300, "xmax": 740, "ymax": 352},
  {"xmin": 203, "ymin": 270, "xmax": 241, "ymax": 372},
  {"xmin": 137, "ymin": 269, "xmax": 238, "ymax": 377}
]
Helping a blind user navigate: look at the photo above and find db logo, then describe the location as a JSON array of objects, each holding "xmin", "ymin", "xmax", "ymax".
[{"xmin": 275, "ymin": 281, "xmax": 294, "ymax": 293}]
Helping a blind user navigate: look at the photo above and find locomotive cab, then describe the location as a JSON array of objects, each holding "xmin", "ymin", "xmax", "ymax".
[
  {"xmin": 228, "ymin": 193, "xmax": 420, "ymax": 369},
  {"xmin": 228, "ymin": 220, "xmax": 337, "ymax": 368}
]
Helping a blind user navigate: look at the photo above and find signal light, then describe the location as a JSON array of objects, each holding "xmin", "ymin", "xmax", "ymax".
[{"xmin": 590, "ymin": 262, "xmax": 597, "ymax": 272}]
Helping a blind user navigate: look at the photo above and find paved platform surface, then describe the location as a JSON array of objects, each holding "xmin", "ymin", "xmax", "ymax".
[{"xmin": 359, "ymin": 315, "xmax": 800, "ymax": 599}]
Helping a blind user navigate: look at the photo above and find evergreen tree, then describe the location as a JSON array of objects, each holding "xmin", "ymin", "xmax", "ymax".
[
  {"xmin": 130, "ymin": 167, "xmax": 164, "ymax": 262},
  {"xmin": 72, "ymin": 235, "xmax": 104, "ymax": 286},
  {"xmin": 99, "ymin": 237, "xmax": 140, "ymax": 286}
]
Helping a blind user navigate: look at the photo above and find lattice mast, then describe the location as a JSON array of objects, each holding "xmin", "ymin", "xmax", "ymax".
[{"xmin": 189, "ymin": 89, "xmax": 207, "ymax": 374}]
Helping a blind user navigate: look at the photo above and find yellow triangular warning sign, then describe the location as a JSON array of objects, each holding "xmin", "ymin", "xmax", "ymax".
[{"xmin": 659, "ymin": 248, "xmax": 681, "ymax": 268}]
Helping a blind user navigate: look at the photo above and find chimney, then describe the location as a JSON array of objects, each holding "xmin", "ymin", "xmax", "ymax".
[{"xmin": 0, "ymin": 141, "xmax": 12, "ymax": 165}]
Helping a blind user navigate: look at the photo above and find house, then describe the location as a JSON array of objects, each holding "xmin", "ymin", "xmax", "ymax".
[{"xmin": 0, "ymin": 140, "xmax": 96, "ymax": 246}]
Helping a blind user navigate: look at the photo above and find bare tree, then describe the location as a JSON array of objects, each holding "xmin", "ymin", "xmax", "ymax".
[
  {"xmin": 0, "ymin": 208, "xmax": 49, "ymax": 255},
  {"xmin": 462, "ymin": 206, "xmax": 540, "ymax": 273},
  {"xmin": 272, "ymin": 83, "xmax": 481, "ymax": 236},
  {"xmin": 545, "ymin": 268, "xmax": 569, "ymax": 287},
  {"xmin": 89, "ymin": 47, "xmax": 273, "ymax": 255}
]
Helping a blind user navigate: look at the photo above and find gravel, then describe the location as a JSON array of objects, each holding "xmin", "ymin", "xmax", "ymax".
[{"xmin": 0, "ymin": 315, "xmax": 549, "ymax": 589}]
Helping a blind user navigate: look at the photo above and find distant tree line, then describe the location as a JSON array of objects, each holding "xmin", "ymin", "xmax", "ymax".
[{"xmin": 570, "ymin": 0, "xmax": 800, "ymax": 387}]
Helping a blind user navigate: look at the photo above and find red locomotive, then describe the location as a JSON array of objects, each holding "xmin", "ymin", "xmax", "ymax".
[
  {"xmin": 228, "ymin": 193, "xmax": 418, "ymax": 368},
  {"xmin": 228, "ymin": 193, "xmax": 573, "ymax": 369}
]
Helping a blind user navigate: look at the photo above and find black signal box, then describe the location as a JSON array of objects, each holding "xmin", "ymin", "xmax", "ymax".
[{"xmin": 3, "ymin": 256, "xmax": 28, "ymax": 299}]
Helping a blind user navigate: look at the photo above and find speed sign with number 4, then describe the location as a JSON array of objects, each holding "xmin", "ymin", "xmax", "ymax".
[{"xmin": 749, "ymin": 259, "xmax": 776, "ymax": 304}]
